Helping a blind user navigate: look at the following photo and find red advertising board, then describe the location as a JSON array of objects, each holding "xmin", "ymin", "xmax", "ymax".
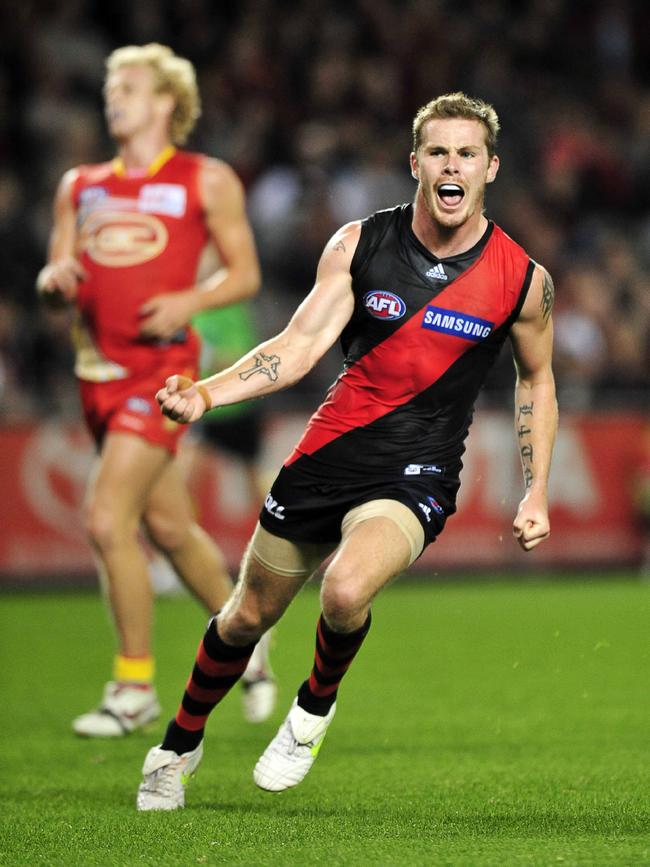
[
  {"xmin": 0, "ymin": 412, "xmax": 644, "ymax": 583},
  {"xmin": 422, "ymin": 412, "xmax": 645, "ymax": 568}
]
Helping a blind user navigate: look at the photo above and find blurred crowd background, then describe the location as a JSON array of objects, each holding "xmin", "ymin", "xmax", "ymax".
[{"xmin": 1, "ymin": 0, "xmax": 648, "ymax": 423}]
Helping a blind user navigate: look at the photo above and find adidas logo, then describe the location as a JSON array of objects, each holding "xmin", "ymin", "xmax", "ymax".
[{"xmin": 425, "ymin": 263, "xmax": 448, "ymax": 281}]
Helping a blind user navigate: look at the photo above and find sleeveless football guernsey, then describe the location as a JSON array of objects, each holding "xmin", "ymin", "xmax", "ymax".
[
  {"xmin": 286, "ymin": 204, "xmax": 534, "ymax": 485},
  {"xmin": 71, "ymin": 147, "xmax": 207, "ymax": 381}
]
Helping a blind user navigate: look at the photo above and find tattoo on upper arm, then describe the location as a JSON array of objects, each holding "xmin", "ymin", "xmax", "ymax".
[
  {"xmin": 333, "ymin": 240, "xmax": 346, "ymax": 252},
  {"xmin": 540, "ymin": 270, "xmax": 554, "ymax": 322},
  {"xmin": 517, "ymin": 401, "xmax": 534, "ymax": 489},
  {"xmin": 239, "ymin": 352, "xmax": 281, "ymax": 382}
]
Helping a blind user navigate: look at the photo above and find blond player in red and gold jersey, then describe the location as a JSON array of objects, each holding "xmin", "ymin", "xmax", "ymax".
[{"xmin": 36, "ymin": 44, "xmax": 276, "ymax": 736}]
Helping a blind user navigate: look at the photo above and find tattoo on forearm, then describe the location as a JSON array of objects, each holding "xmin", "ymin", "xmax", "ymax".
[
  {"xmin": 517, "ymin": 402, "xmax": 534, "ymax": 489},
  {"xmin": 239, "ymin": 352, "xmax": 281, "ymax": 382},
  {"xmin": 541, "ymin": 270, "xmax": 554, "ymax": 322},
  {"xmin": 333, "ymin": 240, "xmax": 346, "ymax": 252}
]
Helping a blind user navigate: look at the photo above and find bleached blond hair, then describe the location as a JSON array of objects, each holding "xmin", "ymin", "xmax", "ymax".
[
  {"xmin": 412, "ymin": 92, "xmax": 500, "ymax": 157},
  {"xmin": 106, "ymin": 43, "xmax": 201, "ymax": 144}
]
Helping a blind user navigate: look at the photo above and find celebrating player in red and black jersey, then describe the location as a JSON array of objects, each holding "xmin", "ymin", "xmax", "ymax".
[
  {"xmin": 137, "ymin": 92, "xmax": 558, "ymax": 810},
  {"xmin": 36, "ymin": 43, "xmax": 275, "ymax": 739}
]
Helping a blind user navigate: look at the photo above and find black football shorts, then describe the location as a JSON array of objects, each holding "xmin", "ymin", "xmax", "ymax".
[{"xmin": 258, "ymin": 461, "xmax": 459, "ymax": 554}]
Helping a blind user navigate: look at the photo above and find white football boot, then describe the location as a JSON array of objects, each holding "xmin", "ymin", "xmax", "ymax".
[
  {"xmin": 136, "ymin": 742, "xmax": 204, "ymax": 811},
  {"xmin": 253, "ymin": 698, "xmax": 336, "ymax": 791},
  {"xmin": 241, "ymin": 630, "xmax": 277, "ymax": 723},
  {"xmin": 72, "ymin": 681, "xmax": 160, "ymax": 737}
]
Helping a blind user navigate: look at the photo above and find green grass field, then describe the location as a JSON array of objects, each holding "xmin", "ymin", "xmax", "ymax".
[{"xmin": 1, "ymin": 576, "xmax": 649, "ymax": 866}]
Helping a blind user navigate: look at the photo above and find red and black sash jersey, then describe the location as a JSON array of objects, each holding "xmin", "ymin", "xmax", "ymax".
[{"xmin": 286, "ymin": 204, "xmax": 534, "ymax": 483}]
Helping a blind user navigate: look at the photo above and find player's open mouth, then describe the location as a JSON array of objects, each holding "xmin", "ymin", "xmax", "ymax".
[{"xmin": 437, "ymin": 184, "xmax": 464, "ymax": 208}]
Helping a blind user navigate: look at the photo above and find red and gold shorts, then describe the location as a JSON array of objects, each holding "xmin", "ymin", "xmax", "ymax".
[{"xmin": 79, "ymin": 363, "xmax": 197, "ymax": 454}]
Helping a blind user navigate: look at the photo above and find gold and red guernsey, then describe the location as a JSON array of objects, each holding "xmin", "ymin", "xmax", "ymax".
[
  {"xmin": 71, "ymin": 147, "xmax": 207, "ymax": 382},
  {"xmin": 287, "ymin": 204, "xmax": 534, "ymax": 480}
]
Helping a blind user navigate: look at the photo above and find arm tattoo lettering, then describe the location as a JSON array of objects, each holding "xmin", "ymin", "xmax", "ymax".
[
  {"xmin": 239, "ymin": 352, "xmax": 281, "ymax": 382},
  {"xmin": 541, "ymin": 270, "xmax": 555, "ymax": 322},
  {"xmin": 517, "ymin": 402, "xmax": 534, "ymax": 488}
]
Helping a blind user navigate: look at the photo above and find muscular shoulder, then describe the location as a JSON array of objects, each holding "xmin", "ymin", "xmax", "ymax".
[
  {"xmin": 60, "ymin": 167, "xmax": 81, "ymax": 191},
  {"xmin": 196, "ymin": 155, "xmax": 244, "ymax": 206},
  {"xmin": 519, "ymin": 262, "xmax": 555, "ymax": 325},
  {"xmin": 53, "ymin": 167, "xmax": 85, "ymax": 210},
  {"xmin": 72, "ymin": 160, "xmax": 117, "ymax": 186},
  {"xmin": 318, "ymin": 221, "xmax": 362, "ymax": 274},
  {"xmin": 56, "ymin": 162, "xmax": 112, "ymax": 209},
  {"xmin": 328, "ymin": 221, "xmax": 362, "ymax": 253}
]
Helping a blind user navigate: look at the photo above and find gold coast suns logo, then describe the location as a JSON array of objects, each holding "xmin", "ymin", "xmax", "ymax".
[{"xmin": 79, "ymin": 210, "xmax": 168, "ymax": 267}]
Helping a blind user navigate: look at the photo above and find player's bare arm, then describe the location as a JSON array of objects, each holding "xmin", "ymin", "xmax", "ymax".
[
  {"xmin": 138, "ymin": 158, "xmax": 261, "ymax": 340},
  {"xmin": 36, "ymin": 169, "xmax": 87, "ymax": 306},
  {"xmin": 156, "ymin": 222, "xmax": 360, "ymax": 424},
  {"xmin": 509, "ymin": 263, "xmax": 558, "ymax": 552},
  {"xmin": 196, "ymin": 158, "xmax": 261, "ymax": 306}
]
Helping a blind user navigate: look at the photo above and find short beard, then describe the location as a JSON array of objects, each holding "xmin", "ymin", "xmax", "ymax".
[{"xmin": 420, "ymin": 185, "xmax": 485, "ymax": 230}]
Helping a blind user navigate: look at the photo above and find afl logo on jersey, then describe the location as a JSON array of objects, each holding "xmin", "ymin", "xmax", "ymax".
[
  {"xmin": 79, "ymin": 211, "xmax": 168, "ymax": 267},
  {"xmin": 363, "ymin": 290, "xmax": 406, "ymax": 321}
]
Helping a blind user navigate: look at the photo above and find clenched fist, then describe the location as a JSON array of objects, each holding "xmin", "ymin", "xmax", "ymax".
[
  {"xmin": 512, "ymin": 491, "xmax": 550, "ymax": 552},
  {"xmin": 156, "ymin": 375, "xmax": 212, "ymax": 424}
]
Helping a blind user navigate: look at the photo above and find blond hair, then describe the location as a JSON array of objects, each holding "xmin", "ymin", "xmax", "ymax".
[
  {"xmin": 412, "ymin": 92, "xmax": 500, "ymax": 157},
  {"xmin": 106, "ymin": 43, "xmax": 201, "ymax": 144}
]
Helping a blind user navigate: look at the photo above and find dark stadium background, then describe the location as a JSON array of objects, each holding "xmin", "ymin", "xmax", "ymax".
[
  {"xmin": 2, "ymin": 6, "xmax": 649, "ymax": 864},
  {"xmin": 0, "ymin": 0, "xmax": 648, "ymax": 581}
]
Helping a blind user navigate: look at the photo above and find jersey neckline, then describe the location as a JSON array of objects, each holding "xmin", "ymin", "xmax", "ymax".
[
  {"xmin": 112, "ymin": 145, "xmax": 177, "ymax": 179},
  {"xmin": 402, "ymin": 203, "xmax": 494, "ymax": 265}
]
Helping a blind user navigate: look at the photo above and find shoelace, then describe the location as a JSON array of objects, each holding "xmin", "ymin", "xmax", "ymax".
[
  {"xmin": 145, "ymin": 761, "xmax": 180, "ymax": 797},
  {"xmin": 277, "ymin": 721, "xmax": 312, "ymax": 758}
]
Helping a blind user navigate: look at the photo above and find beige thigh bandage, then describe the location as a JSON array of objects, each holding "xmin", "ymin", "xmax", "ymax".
[
  {"xmin": 249, "ymin": 523, "xmax": 333, "ymax": 578},
  {"xmin": 341, "ymin": 499, "xmax": 425, "ymax": 566}
]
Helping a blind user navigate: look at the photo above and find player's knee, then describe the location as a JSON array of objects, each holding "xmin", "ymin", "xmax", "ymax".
[
  {"xmin": 320, "ymin": 579, "xmax": 366, "ymax": 631},
  {"xmin": 84, "ymin": 496, "xmax": 141, "ymax": 554},
  {"xmin": 219, "ymin": 603, "xmax": 267, "ymax": 645},
  {"xmin": 84, "ymin": 500, "xmax": 118, "ymax": 553},
  {"xmin": 143, "ymin": 509, "xmax": 189, "ymax": 554}
]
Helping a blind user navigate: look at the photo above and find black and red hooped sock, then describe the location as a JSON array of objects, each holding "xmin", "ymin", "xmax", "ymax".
[
  {"xmin": 297, "ymin": 612, "xmax": 372, "ymax": 716},
  {"xmin": 161, "ymin": 620, "xmax": 256, "ymax": 755}
]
